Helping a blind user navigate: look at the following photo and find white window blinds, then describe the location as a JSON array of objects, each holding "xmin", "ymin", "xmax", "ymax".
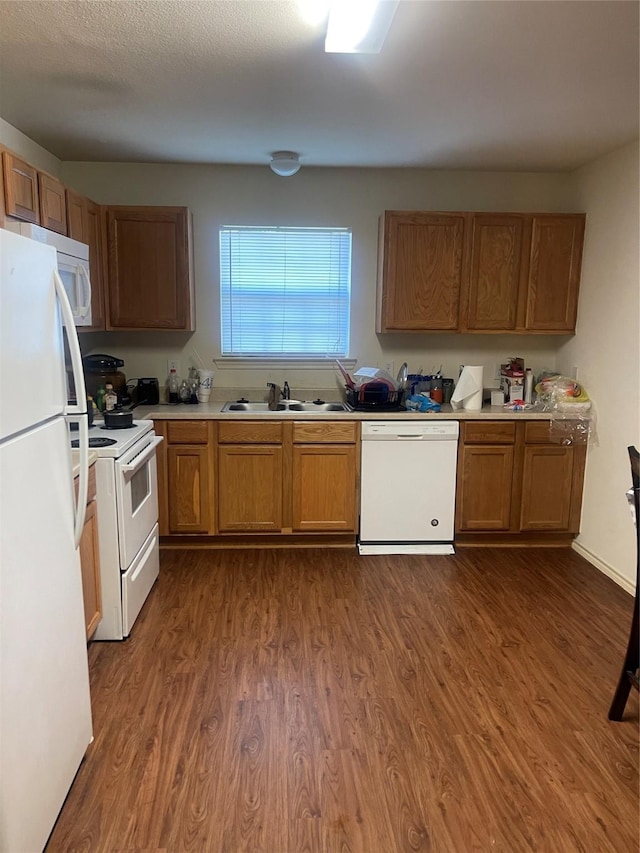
[{"xmin": 220, "ymin": 226, "xmax": 352, "ymax": 357}]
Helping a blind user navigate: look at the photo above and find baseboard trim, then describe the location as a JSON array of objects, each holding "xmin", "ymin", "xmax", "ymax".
[{"xmin": 571, "ymin": 541, "xmax": 636, "ymax": 595}]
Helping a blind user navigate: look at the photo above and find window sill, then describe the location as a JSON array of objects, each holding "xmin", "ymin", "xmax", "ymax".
[{"xmin": 214, "ymin": 358, "xmax": 357, "ymax": 371}]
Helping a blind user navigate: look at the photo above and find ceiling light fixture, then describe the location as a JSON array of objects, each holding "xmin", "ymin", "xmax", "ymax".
[
  {"xmin": 325, "ymin": 0, "xmax": 398, "ymax": 54},
  {"xmin": 270, "ymin": 151, "xmax": 301, "ymax": 177}
]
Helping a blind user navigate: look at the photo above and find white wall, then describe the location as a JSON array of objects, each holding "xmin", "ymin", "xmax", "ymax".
[
  {"xmin": 560, "ymin": 141, "xmax": 640, "ymax": 589},
  {"xmin": 0, "ymin": 118, "xmax": 62, "ymax": 177},
  {"xmin": 62, "ymin": 160, "xmax": 576, "ymax": 394}
]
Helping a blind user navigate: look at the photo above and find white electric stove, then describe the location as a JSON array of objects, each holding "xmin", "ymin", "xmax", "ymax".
[
  {"xmin": 71, "ymin": 419, "xmax": 154, "ymax": 457},
  {"xmin": 70, "ymin": 418, "xmax": 163, "ymax": 639}
]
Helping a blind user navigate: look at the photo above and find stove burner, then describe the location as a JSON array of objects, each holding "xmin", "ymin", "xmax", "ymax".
[
  {"xmin": 72, "ymin": 437, "xmax": 118, "ymax": 448},
  {"xmin": 100, "ymin": 422, "xmax": 139, "ymax": 431}
]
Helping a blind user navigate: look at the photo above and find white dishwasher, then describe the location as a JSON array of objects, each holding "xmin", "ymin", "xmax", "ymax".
[{"xmin": 359, "ymin": 420, "xmax": 459, "ymax": 555}]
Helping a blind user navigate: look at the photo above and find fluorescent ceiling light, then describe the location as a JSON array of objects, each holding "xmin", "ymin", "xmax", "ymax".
[{"xmin": 325, "ymin": 0, "xmax": 399, "ymax": 54}]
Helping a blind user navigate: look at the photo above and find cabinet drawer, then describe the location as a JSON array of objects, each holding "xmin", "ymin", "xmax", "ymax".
[
  {"xmin": 293, "ymin": 421, "xmax": 357, "ymax": 444},
  {"xmin": 463, "ymin": 421, "xmax": 516, "ymax": 444},
  {"xmin": 218, "ymin": 421, "xmax": 283, "ymax": 444},
  {"xmin": 166, "ymin": 420, "xmax": 208, "ymax": 445},
  {"xmin": 524, "ymin": 421, "xmax": 554, "ymax": 444}
]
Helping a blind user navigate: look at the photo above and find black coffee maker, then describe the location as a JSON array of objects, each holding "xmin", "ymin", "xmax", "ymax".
[{"xmin": 129, "ymin": 378, "xmax": 160, "ymax": 406}]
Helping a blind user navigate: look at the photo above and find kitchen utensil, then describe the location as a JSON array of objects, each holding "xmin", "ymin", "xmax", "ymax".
[
  {"xmin": 396, "ymin": 362, "xmax": 408, "ymax": 392},
  {"xmin": 102, "ymin": 400, "xmax": 143, "ymax": 429},
  {"xmin": 335, "ymin": 359, "xmax": 355, "ymax": 390}
]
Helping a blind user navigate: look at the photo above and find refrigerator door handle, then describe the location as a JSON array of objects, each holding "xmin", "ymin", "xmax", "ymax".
[{"xmin": 54, "ymin": 269, "xmax": 88, "ymax": 548}]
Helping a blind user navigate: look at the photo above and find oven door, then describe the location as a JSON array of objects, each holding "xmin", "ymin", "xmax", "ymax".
[
  {"xmin": 115, "ymin": 434, "xmax": 163, "ymax": 569},
  {"xmin": 57, "ymin": 252, "xmax": 92, "ymax": 327}
]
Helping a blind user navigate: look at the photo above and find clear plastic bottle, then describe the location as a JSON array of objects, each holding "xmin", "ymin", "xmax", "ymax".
[
  {"xmin": 168, "ymin": 368, "xmax": 180, "ymax": 404},
  {"xmin": 104, "ymin": 383, "xmax": 118, "ymax": 411},
  {"xmin": 178, "ymin": 379, "xmax": 190, "ymax": 403},
  {"xmin": 188, "ymin": 367, "xmax": 199, "ymax": 404}
]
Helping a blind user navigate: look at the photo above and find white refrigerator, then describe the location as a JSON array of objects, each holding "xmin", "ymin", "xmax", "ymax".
[{"xmin": 0, "ymin": 229, "xmax": 93, "ymax": 853}]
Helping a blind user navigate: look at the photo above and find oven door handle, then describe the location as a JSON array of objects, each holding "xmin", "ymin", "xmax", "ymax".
[{"xmin": 120, "ymin": 435, "xmax": 164, "ymax": 475}]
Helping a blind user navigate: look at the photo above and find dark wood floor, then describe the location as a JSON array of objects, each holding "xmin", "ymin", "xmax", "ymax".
[{"xmin": 47, "ymin": 548, "xmax": 638, "ymax": 853}]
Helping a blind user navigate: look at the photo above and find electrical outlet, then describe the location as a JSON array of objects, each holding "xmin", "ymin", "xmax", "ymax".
[
  {"xmin": 382, "ymin": 360, "xmax": 394, "ymax": 376},
  {"xmin": 167, "ymin": 359, "xmax": 180, "ymax": 376}
]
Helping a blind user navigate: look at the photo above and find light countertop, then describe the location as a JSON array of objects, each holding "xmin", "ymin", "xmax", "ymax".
[
  {"xmin": 72, "ymin": 449, "xmax": 98, "ymax": 478},
  {"xmin": 136, "ymin": 401, "xmax": 556, "ymax": 422}
]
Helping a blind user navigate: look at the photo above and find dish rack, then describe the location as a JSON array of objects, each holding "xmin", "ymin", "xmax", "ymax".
[{"xmin": 345, "ymin": 384, "xmax": 405, "ymax": 411}]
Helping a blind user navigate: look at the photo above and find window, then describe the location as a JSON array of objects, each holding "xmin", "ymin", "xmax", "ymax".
[{"xmin": 220, "ymin": 225, "xmax": 351, "ymax": 357}]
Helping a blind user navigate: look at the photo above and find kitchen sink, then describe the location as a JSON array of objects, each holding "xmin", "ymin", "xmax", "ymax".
[{"xmin": 221, "ymin": 400, "xmax": 350, "ymax": 413}]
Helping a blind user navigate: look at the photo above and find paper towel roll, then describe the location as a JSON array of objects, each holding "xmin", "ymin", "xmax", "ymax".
[{"xmin": 451, "ymin": 365, "xmax": 484, "ymax": 411}]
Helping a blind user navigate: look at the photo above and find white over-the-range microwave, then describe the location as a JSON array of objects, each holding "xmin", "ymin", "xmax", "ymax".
[{"xmin": 7, "ymin": 222, "xmax": 92, "ymax": 327}]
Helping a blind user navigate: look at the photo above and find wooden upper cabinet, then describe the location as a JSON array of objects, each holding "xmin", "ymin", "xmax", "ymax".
[
  {"xmin": 464, "ymin": 214, "xmax": 528, "ymax": 331},
  {"xmin": 525, "ymin": 214, "xmax": 585, "ymax": 333},
  {"xmin": 66, "ymin": 190, "xmax": 107, "ymax": 331},
  {"xmin": 378, "ymin": 209, "xmax": 585, "ymax": 335},
  {"xmin": 377, "ymin": 211, "xmax": 466, "ymax": 332},
  {"xmin": 66, "ymin": 188, "xmax": 85, "ymax": 239},
  {"xmin": 2, "ymin": 151, "xmax": 40, "ymax": 224},
  {"xmin": 105, "ymin": 205, "xmax": 194, "ymax": 331},
  {"xmin": 38, "ymin": 173, "xmax": 67, "ymax": 234}
]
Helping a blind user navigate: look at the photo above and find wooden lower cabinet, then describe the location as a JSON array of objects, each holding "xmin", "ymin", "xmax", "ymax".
[
  {"xmin": 218, "ymin": 445, "xmax": 283, "ymax": 531},
  {"xmin": 458, "ymin": 444, "xmax": 514, "ymax": 530},
  {"xmin": 77, "ymin": 464, "xmax": 102, "ymax": 640},
  {"xmin": 154, "ymin": 420, "xmax": 215, "ymax": 535},
  {"xmin": 456, "ymin": 419, "xmax": 586, "ymax": 542},
  {"xmin": 156, "ymin": 418, "xmax": 359, "ymax": 541},
  {"xmin": 292, "ymin": 444, "xmax": 357, "ymax": 531},
  {"xmin": 167, "ymin": 445, "xmax": 211, "ymax": 533}
]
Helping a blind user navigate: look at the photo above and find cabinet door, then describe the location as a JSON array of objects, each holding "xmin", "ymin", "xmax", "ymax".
[
  {"xmin": 525, "ymin": 215, "xmax": 585, "ymax": 332},
  {"xmin": 66, "ymin": 191, "xmax": 107, "ymax": 331},
  {"xmin": 106, "ymin": 206, "xmax": 193, "ymax": 330},
  {"xmin": 465, "ymin": 214, "xmax": 526, "ymax": 331},
  {"xmin": 292, "ymin": 444, "xmax": 357, "ymax": 531},
  {"xmin": 520, "ymin": 446, "xmax": 575, "ymax": 530},
  {"xmin": 217, "ymin": 446, "xmax": 283, "ymax": 531},
  {"xmin": 84, "ymin": 199, "xmax": 106, "ymax": 330},
  {"xmin": 456, "ymin": 445, "xmax": 514, "ymax": 531},
  {"xmin": 2, "ymin": 152, "xmax": 39, "ymax": 223},
  {"xmin": 38, "ymin": 173, "xmax": 68, "ymax": 234},
  {"xmin": 167, "ymin": 445, "xmax": 211, "ymax": 533},
  {"xmin": 79, "ymin": 499, "xmax": 102, "ymax": 640},
  {"xmin": 66, "ymin": 188, "xmax": 85, "ymax": 240},
  {"xmin": 377, "ymin": 211, "xmax": 466, "ymax": 331}
]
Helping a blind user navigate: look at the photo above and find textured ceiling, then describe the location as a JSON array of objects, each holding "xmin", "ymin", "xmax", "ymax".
[{"xmin": 0, "ymin": 0, "xmax": 638, "ymax": 171}]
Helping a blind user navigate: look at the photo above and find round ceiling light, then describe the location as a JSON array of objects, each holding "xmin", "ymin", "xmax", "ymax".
[{"xmin": 270, "ymin": 151, "xmax": 301, "ymax": 177}]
